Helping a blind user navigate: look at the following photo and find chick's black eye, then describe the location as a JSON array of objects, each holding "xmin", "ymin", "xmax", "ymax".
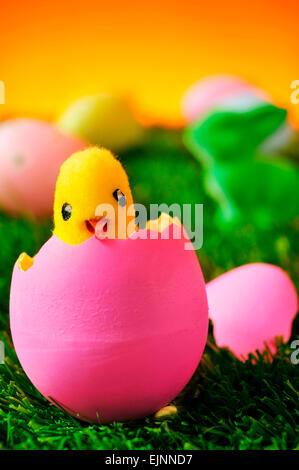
[
  {"xmin": 62, "ymin": 203, "xmax": 72, "ymax": 221},
  {"xmin": 112, "ymin": 189, "xmax": 126, "ymax": 207}
]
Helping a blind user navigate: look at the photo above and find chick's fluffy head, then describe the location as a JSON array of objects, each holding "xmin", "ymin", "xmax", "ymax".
[{"xmin": 53, "ymin": 147, "xmax": 134, "ymax": 245}]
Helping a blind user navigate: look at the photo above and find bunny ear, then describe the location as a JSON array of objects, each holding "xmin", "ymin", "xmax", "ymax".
[{"xmin": 183, "ymin": 103, "xmax": 288, "ymax": 165}]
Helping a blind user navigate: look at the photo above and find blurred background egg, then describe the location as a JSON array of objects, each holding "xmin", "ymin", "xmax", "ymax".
[
  {"xmin": 207, "ymin": 263, "xmax": 298, "ymax": 360},
  {"xmin": 10, "ymin": 226, "xmax": 208, "ymax": 424},
  {"xmin": 57, "ymin": 94, "xmax": 144, "ymax": 154},
  {"xmin": 0, "ymin": 119, "xmax": 86, "ymax": 218},
  {"xmin": 182, "ymin": 75, "xmax": 270, "ymax": 122}
]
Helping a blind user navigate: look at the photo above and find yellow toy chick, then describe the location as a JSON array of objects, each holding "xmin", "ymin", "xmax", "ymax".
[
  {"xmin": 17, "ymin": 146, "xmax": 179, "ymax": 273},
  {"xmin": 53, "ymin": 147, "xmax": 135, "ymax": 245}
]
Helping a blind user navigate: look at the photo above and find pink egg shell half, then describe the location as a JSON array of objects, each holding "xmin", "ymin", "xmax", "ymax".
[
  {"xmin": 0, "ymin": 119, "xmax": 86, "ymax": 217},
  {"xmin": 182, "ymin": 75, "xmax": 270, "ymax": 123},
  {"xmin": 207, "ymin": 263, "xmax": 298, "ymax": 360},
  {"xmin": 10, "ymin": 225, "xmax": 208, "ymax": 423}
]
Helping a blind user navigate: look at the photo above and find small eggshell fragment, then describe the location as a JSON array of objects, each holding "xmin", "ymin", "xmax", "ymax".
[
  {"xmin": 17, "ymin": 253, "xmax": 34, "ymax": 272},
  {"xmin": 57, "ymin": 94, "xmax": 144, "ymax": 153},
  {"xmin": 0, "ymin": 119, "xmax": 86, "ymax": 217},
  {"xmin": 10, "ymin": 226, "xmax": 208, "ymax": 423},
  {"xmin": 207, "ymin": 263, "xmax": 298, "ymax": 360},
  {"xmin": 154, "ymin": 405, "xmax": 178, "ymax": 419}
]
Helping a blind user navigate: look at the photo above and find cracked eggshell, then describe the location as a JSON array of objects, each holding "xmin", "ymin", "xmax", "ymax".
[
  {"xmin": 10, "ymin": 225, "xmax": 208, "ymax": 423},
  {"xmin": 207, "ymin": 263, "xmax": 298, "ymax": 360},
  {"xmin": 0, "ymin": 119, "xmax": 86, "ymax": 217}
]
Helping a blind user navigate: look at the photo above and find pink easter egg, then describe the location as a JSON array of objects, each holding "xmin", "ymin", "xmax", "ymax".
[
  {"xmin": 10, "ymin": 226, "xmax": 208, "ymax": 423},
  {"xmin": 207, "ymin": 263, "xmax": 298, "ymax": 360},
  {"xmin": 0, "ymin": 119, "xmax": 86, "ymax": 217},
  {"xmin": 182, "ymin": 75, "xmax": 270, "ymax": 123}
]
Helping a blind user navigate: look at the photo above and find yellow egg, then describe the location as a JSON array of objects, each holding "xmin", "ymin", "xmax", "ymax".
[{"xmin": 57, "ymin": 94, "xmax": 144, "ymax": 153}]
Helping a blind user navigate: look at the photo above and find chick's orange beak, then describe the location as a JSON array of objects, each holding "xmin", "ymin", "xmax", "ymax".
[{"xmin": 85, "ymin": 217, "xmax": 107, "ymax": 234}]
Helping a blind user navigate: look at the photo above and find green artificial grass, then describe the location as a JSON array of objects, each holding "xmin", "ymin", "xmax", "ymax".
[{"xmin": 0, "ymin": 129, "xmax": 298, "ymax": 450}]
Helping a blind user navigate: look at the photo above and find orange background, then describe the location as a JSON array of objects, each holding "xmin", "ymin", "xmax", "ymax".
[{"xmin": 0, "ymin": 0, "xmax": 298, "ymax": 126}]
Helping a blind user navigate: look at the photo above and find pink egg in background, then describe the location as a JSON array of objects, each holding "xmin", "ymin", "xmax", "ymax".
[
  {"xmin": 0, "ymin": 119, "xmax": 86, "ymax": 217},
  {"xmin": 10, "ymin": 225, "xmax": 209, "ymax": 424},
  {"xmin": 181, "ymin": 75, "xmax": 271, "ymax": 123},
  {"xmin": 206, "ymin": 263, "xmax": 298, "ymax": 360}
]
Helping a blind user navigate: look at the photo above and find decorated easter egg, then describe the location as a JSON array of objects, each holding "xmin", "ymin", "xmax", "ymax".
[
  {"xmin": 182, "ymin": 75, "xmax": 293, "ymax": 153},
  {"xmin": 57, "ymin": 94, "xmax": 144, "ymax": 153},
  {"xmin": 0, "ymin": 119, "xmax": 86, "ymax": 217},
  {"xmin": 10, "ymin": 225, "xmax": 208, "ymax": 423},
  {"xmin": 207, "ymin": 263, "xmax": 298, "ymax": 360}
]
